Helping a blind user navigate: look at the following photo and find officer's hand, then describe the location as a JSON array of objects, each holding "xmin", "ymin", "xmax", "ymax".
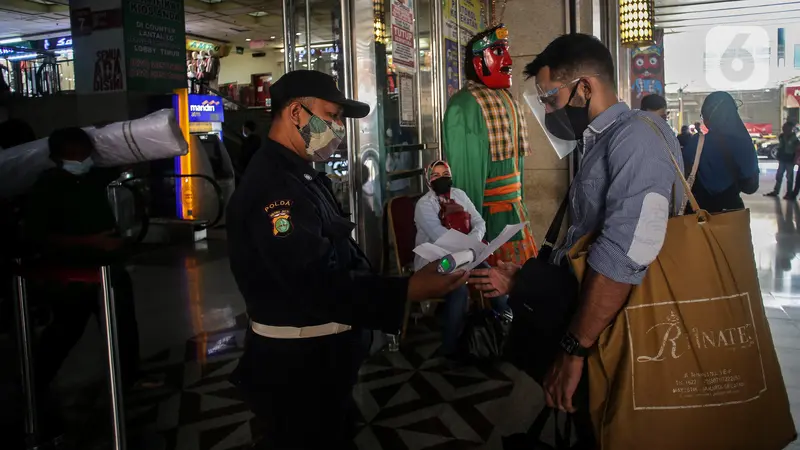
[{"xmin": 407, "ymin": 262, "xmax": 470, "ymax": 302}]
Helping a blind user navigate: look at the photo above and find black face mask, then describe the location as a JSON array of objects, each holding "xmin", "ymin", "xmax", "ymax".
[
  {"xmin": 431, "ymin": 177, "xmax": 453, "ymax": 196},
  {"xmin": 544, "ymin": 82, "xmax": 591, "ymax": 141}
]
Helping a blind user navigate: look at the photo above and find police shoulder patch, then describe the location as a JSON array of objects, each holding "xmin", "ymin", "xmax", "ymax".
[{"xmin": 264, "ymin": 200, "xmax": 293, "ymax": 237}]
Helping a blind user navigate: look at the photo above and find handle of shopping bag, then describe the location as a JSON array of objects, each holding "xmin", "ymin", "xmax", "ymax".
[{"xmin": 637, "ymin": 116, "xmax": 702, "ymax": 215}]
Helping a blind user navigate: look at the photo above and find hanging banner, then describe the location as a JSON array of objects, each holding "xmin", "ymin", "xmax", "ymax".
[
  {"xmin": 390, "ymin": 0, "xmax": 415, "ymax": 71},
  {"xmin": 445, "ymin": 38, "xmax": 460, "ymax": 99},
  {"xmin": 123, "ymin": 0, "xmax": 187, "ymax": 92},
  {"xmin": 398, "ymin": 72, "xmax": 416, "ymax": 127},
  {"xmin": 630, "ymin": 28, "xmax": 665, "ymax": 109}
]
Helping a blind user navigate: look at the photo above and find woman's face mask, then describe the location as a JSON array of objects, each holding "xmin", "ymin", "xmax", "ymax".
[
  {"xmin": 297, "ymin": 105, "xmax": 345, "ymax": 162},
  {"xmin": 431, "ymin": 177, "xmax": 453, "ymax": 196},
  {"xmin": 62, "ymin": 157, "xmax": 94, "ymax": 176}
]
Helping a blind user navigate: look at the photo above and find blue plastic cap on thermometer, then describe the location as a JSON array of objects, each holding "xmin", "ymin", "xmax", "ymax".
[{"xmin": 437, "ymin": 249, "xmax": 476, "ymax": 274}]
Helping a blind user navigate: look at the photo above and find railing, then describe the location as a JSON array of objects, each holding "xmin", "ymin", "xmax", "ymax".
[
  {"xmin": 1, "ymin": 57, "xmax": 69, "ymax": 97},
  {"xmin": 119, "ymin": 173, "xmax": 226, "ymax": 230}
]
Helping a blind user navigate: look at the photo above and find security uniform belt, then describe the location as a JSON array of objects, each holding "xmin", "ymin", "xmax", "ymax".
[{"xmin": 250, "ymin": 321, "xmax": 352, "ymax": 339}]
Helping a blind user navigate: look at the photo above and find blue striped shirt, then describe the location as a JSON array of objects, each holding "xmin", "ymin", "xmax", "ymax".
[{"xmin": 554, "ymin": 104, "xmax": 684, "ymax": 285}]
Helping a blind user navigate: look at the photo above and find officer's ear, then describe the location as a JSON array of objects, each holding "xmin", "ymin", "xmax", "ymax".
[{"xmin": 287, "ymin": 101, "xmax": 304, "ymax": 127}]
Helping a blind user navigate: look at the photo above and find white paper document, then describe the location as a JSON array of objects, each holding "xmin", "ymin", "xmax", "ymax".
[{"xmin": 412, "ymin": 222, "xmax": 528, "ymax": 271}]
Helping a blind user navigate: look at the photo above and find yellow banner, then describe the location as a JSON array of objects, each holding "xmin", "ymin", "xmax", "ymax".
[{"xmin": 444, "ymin": 0, "xmax": 482, "ymax": 34}]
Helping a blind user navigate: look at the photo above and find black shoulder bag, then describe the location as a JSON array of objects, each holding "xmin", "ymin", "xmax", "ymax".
[{"xmin": 504, "ymin": 192, "xmax": 580, "ymax": 384}]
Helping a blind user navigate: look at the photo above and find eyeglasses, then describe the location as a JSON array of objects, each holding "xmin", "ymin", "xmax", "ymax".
[{"xmin": 536, "ymin": 74, "xmax": 599, "ymax": 109}]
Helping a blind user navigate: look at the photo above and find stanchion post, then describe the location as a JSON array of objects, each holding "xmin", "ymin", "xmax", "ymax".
[
  {"xmin": 13, "ymin": 273, "xmax": 38, "ymax": 443},
  {"xmin": 100, "ymin": 265, "xmax": 126, "ymax": 450}
]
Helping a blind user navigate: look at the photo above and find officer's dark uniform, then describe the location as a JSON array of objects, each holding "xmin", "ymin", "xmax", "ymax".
[{"xmin": 226, "ymin": 75, "xmax": 409, "ymax": 448}]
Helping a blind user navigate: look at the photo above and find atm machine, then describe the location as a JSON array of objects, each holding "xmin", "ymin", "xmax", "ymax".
[{"xmin": 172, "ymin": 91, "xmax": 235, "ymax": 227}]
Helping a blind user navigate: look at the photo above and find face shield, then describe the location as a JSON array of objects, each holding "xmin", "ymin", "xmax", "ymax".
[{"xmin": 522, "ymin": 77, "xmax": 579, "ymax": 159}]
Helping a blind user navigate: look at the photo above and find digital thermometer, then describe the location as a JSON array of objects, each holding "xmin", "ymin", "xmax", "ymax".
[{"xmin": 437, "ymin": 249, "xmax": 475, "ymax": 274}]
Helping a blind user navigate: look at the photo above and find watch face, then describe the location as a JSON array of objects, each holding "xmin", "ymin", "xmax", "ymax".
[{"xmin": 561, "ymin": 334, "xmax": 577, "ymax": 353}]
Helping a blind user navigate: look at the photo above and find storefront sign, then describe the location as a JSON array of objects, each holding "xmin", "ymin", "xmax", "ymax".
[
  {"xmin": 188, "ymin": 39, "xmax": 220, "ymax": 53},
  {"xmin": 787, "ymin": 85, "xmax": 800, "ymax": 108},
  {"xmin": 390, "ymin": 0, "xmax": 415, "ymax": 71},
  {"xmin": 33, "ymin": 36, "xmax": 73, "ymax": 51},
  {"xmin": 630, "ymin": 28, "xmax": 665, "ymax": 110},
  {"xmin": 124, "ymin": 0, "xmax": 186, "ymax": 92},
  {"xmin": 93, "ymin": 48, "xmax": 124, "ymax": 91},
  {"xmin": 187, "ymin": 94, "xmax": 224, "ymax": 123}
]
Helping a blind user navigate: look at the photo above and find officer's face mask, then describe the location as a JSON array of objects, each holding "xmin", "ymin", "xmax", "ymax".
[
  {"xmin": 62, "ymin": 157, "xmax": 94, "ymax": 176},
  {"xmin": 296, "ymin": 104, "xmax": 345, "ymax": 162}
]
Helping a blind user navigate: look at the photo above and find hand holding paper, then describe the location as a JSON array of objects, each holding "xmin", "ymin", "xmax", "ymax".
[{"xmin": 413, "ymin": 223, "xmax": 529, "ymax": 271}]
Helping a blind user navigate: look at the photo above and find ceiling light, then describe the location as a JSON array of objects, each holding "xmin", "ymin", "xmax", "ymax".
[
  {"xmin": 619, "ymin": 0, "xmax": 655, "ymax": 47},
  {"xmin": 270, "ymin": 36, "xmax": 276, "ymax": 39},
  {"xmin": 248, "ymin": 11, "xmax": 268, "ymax": 17},
  {"xmin": 296, "ymin": 32, "xmax": 302, "ymax": 36},
  {"xmin": 0, "ymin": 37, "xmax": 22, "ymax": 45},
  {"xmin": 246, "ymin": 38, "xmax": 251, "ymax": 41}
]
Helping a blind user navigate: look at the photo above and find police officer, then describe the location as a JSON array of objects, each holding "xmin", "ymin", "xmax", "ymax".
[{"xmin": 226, "ymin": 70, "xmax": 469, "ymax": 450}]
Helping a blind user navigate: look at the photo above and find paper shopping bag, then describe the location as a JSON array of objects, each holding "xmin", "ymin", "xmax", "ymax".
[{"xmin": 568, "ymin": 127, "xmax": 796, "ymax": 449}]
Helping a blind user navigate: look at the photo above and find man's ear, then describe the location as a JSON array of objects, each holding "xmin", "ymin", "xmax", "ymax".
[
  {"xmin": 581, "ymin": 79, "xmax": 594, "ymax": 102},
  {"xmin": 287, "ymin": 102, "xmax": 303, "ymax": 126}
]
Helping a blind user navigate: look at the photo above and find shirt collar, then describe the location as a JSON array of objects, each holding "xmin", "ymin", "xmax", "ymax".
[
  {"xmin": 266, "ymin": 137, "xmax": 318, "ymax": 182},
  {"xmin": 585, "ymin": 101, "xmax": 630, "ymax": 136}
]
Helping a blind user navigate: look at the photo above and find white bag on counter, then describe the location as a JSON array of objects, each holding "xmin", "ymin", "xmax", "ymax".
[{"xmin": 0, "ymin": 109, "xmax": 188, "ymax": 198}]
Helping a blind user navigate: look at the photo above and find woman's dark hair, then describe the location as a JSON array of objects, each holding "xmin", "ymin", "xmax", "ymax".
[
  {"xmin": 681, "ymin": 125, "xmax": 689, "ymax": 134},
  {"xmin": 0, "ymin": 119, "xmax": 36, "ymax": 149},
  {"xmin": 48, "ymin": 127, "xmax": 94, "ymax": 160}
]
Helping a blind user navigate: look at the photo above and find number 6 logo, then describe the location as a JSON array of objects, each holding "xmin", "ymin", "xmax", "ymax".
[{"xmin": 705, "ymin": 26, "xmax": 770, "ymax": 91}]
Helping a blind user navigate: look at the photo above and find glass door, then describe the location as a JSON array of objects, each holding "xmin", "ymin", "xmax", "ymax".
[{"xmin": 284, "ymin": 0, "xmax": 352, "ymax": 217}]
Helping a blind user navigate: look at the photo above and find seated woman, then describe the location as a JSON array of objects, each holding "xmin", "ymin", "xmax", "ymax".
[
  {"xmin": 414, "ymin": 160, "xmax": 508, "ymax": 357},
  {"xmin": 682, "ymin": 91, "xmax": 759, "ymax": 213}
]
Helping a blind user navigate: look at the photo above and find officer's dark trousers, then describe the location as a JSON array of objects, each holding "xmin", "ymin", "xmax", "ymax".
[{"xmin": 235, "ymin": 329, "xmax": 368, "ymax": 450}]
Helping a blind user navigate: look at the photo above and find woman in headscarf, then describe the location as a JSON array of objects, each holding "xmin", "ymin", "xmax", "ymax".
[
  {"xmin": 682, "ymin": 91, "xmax": 759, "ymax": 213},
  {"xmin": 413, "ymin": 160, "xmax": 494, "ymax": 358}
]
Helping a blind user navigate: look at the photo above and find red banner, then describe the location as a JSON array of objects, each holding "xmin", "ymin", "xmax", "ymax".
[{"xmin": 745, "ymin": 123, "xmax": 773, "ymax": 135}]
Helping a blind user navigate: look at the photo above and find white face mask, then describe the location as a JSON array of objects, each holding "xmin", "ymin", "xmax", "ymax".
[{"xmin": 62, "ymin": 157, "xmax": 94, "ymax": 176}]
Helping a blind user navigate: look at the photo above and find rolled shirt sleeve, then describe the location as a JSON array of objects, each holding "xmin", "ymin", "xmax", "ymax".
[{"xmin": 586, "ymin": 118, "xmax": 679, "ymax": 285}]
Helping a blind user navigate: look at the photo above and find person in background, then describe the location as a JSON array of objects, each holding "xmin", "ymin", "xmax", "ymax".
[
  {"xmin": 239, "ymin": 119, "xmax": 261, "ymax": 174},
  {"xmin": 694, "ymin": 121, "xmax": 703, "ymax": 135},
  {"xmin": 677, "ymin": 125, "xmax": 692, "ymax": 149},
  {"xmin": 765, "ymin": 121, "xmax": 799, "ymax": 199},
  {"xmin": 414, "ymin": 160, "xmax": 507, "ymax": 358},
  {"xmin": 23, "ymin": 127, "xmax": 142, "ymax": 390},
  {"xmin": 640, "ymin": 93, "xmax": 667, "ymax": 120},
  {"xmin": 682, "ymin": 92, "xmax": 758, "ymax": 211}
]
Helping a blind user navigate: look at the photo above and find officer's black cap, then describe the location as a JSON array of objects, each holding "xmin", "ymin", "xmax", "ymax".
[{"xmin": 270, "ymin": 70, "xmax": 370, "ymax": 119}]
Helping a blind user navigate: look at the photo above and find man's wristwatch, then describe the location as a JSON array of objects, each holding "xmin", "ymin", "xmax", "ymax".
[{"xmin": 560, "ymin": 332, "xmax": 590, "ymax": 357}]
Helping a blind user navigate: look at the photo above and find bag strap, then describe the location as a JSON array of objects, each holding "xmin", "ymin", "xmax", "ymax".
[
  {"xmin": 538, "ymin": 190, "xmax": 570, "ymax": 261},
  {"xmin": 637, "ymin": 116, "xmax": 701, "ymax": 213},
  {"xmin": 682, "ymin": 133, "xmax": 704, "ymax": 210},
  {"xmin": 687, "ymin": 133, "xmax": 704, "ymax": 189}
]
